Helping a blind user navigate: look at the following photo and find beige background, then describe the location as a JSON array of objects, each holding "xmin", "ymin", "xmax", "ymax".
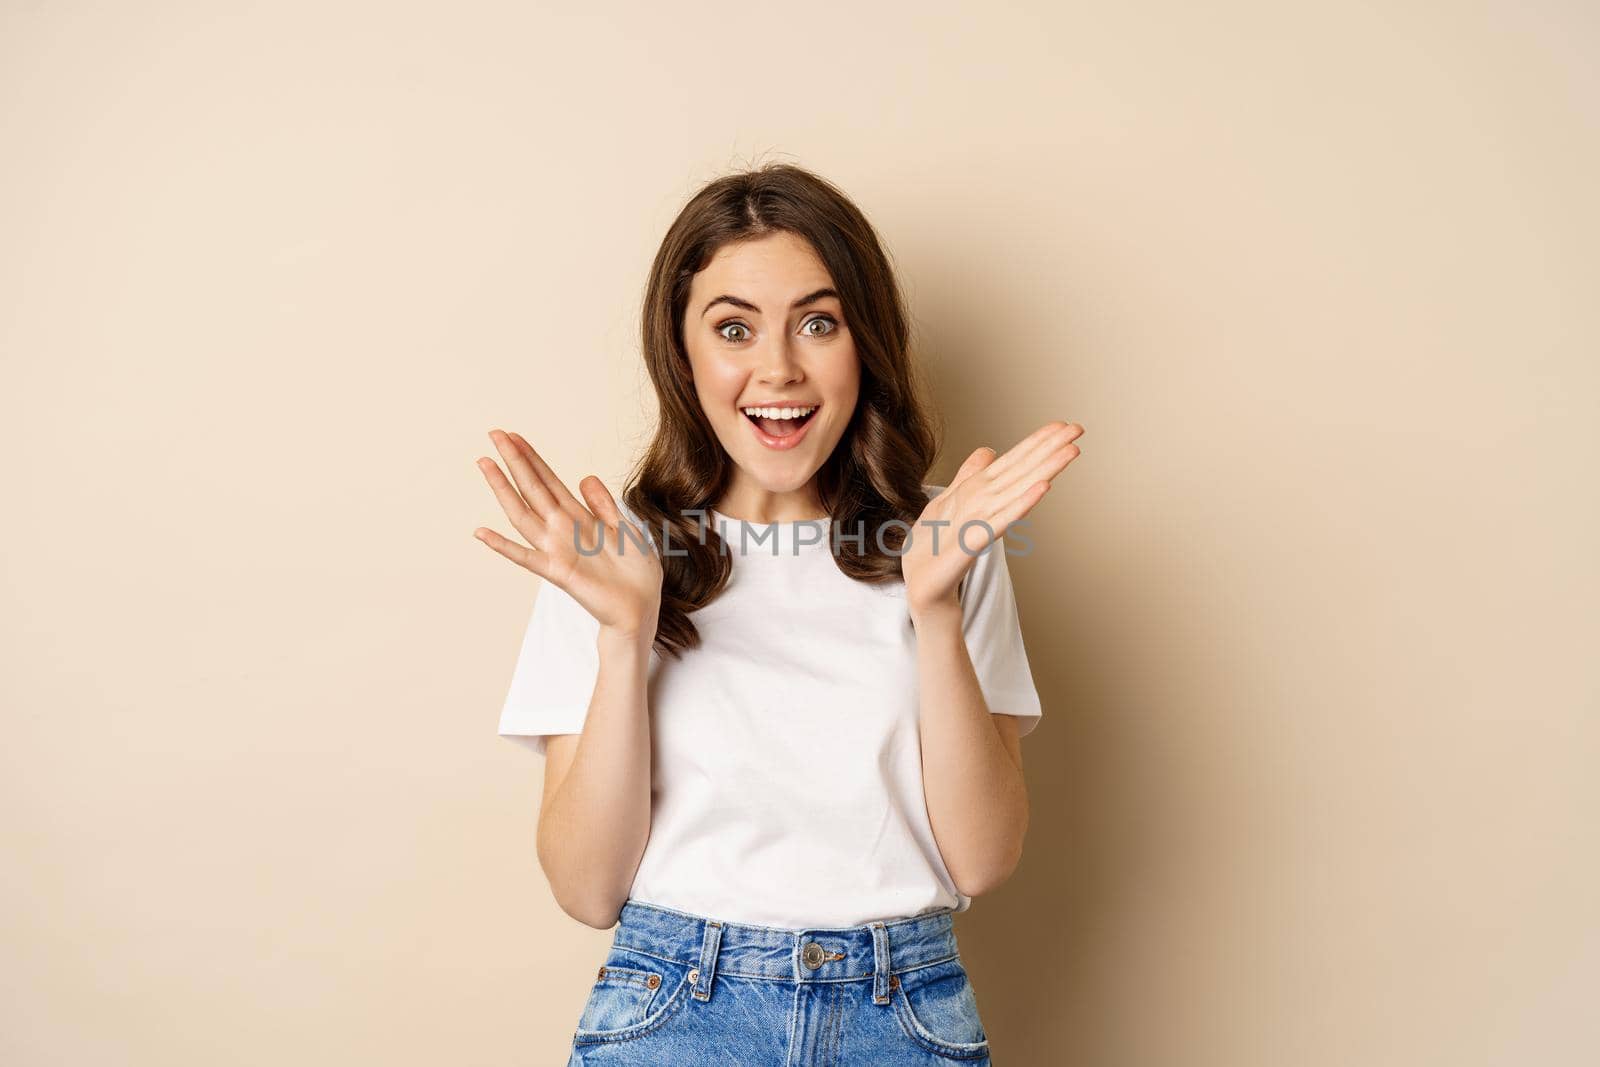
[{"xmin": 3, "ymin": 2, "xmax": 1596, "ymax": 1064}]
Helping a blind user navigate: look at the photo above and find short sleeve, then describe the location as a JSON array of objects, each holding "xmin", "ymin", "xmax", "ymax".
[
  {"xmin": 496, "ymin": 577, "xmax": 602, "ymax": 757},
  {"xmin": 952, "ymin": 500, "xmax": 1044, "ymax": 738},
  {"xmin": 495, "ymin": 497, "xmax": 656, "ymax": 756}
]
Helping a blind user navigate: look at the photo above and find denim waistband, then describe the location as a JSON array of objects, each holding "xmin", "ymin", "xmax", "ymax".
[{"xmin": 613, "ymin": 898, "xmax": 962, "ymax": 1003}]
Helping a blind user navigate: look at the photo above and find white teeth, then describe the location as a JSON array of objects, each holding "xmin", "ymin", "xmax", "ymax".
[{"xmin": 742, "ymin": 405, "xmax": 817, "ymax": 420}]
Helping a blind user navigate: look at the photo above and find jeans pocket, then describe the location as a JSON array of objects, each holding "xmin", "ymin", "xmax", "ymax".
[
  {"xmin": 891, "ymin": 957, "xmax": 991, "ymax": 1061},
  {"xmin": 572, "ymin": 949, "xmax": 695, "ymax": 1045}
]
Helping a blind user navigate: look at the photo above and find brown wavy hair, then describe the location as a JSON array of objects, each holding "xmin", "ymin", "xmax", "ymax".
[{"xmin": 621, "ymin": 162, "xmax": 941, "ymax": 660}]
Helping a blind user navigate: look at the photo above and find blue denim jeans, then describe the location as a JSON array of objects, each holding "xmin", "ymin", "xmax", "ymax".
[{"xmin": 566, "ymin": 898, "xmax": 992, "ymax": 1065}]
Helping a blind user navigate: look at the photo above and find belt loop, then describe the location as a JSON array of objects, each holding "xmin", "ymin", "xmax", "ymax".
[
  {"xmin": 870, "ymin": 921, "xmax": 891, "ymax": 1005},
  {"xmin": 693, "ymin": 920, "xmax": 723, "ymax": 1002}
]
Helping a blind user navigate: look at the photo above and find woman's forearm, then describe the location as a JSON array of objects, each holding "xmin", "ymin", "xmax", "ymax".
[
  {"xmin": 535, "ymin": 626, "xmax": 655, "ymax": 927},
  {"xmin": 912, "ymin": 601, "xmax": 1030, "ymax": 897}
]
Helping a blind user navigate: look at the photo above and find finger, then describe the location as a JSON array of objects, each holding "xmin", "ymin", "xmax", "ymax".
[
  {"xmin": 581, "ymin": 477, "xmax": 655, "ymax": 556},
  {"xmin": 579, "ymin": 475, "xmax": 622, "ymax": 526},
  {"xmin": 988, "ymin": 478, "xmax": 1052, "ymax": 540},
  {"xmin": 988, "ymin": 438, "xmax": 1079, "ymax": 525},
  {"xmin": 1012, "ymin": 437, "xmax": 1080, "ymax": 494},
  {"xmin": 472, "ymin": 525, "xmax": 548, "ymax": 577},
  {"xmin": 489, "ymin": 429, "xmax": 562, "ymax": 521},
  {"xmin": 506, "ymin": 431, "xmax": 589, "ymax": 517},
  {"xmin": 984, "ymin": 422, "xmax": 1082, "ymax": 496},
  {"xmin": 476, "ymin": 456, "xmax": 548, "ymax": 546},
  {"xmin": 973, "ymin": 422, "xmax": 1060, "ymax": 483},
  {"xmin": 987, "ymin": 436, "xmax": 1079, "ymax": 534},
  {"xmin": 947, "ymin": 446, "xmax": 998, "ymax": 492},
  {"xmin": 983, "ymin": 421, "xmax": 1080, "ymax": 481}
]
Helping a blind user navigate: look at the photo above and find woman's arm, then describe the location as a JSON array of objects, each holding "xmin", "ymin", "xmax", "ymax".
[
  {"xmin": 474, "ymin": 428, "xmax": 665, "ymax": 930},
  {"xmin": 899, "ymin": 421, "xmax": 1082, "ymax": 896},
  {"xmin": 535, "ymin": 625, "xmax": 655, "ymax": 929},
  {"xmin": 912, "ymin": 601, "xmax": 1029, "ymax": 898}
]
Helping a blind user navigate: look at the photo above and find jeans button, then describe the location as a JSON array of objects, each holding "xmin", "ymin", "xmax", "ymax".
[{"xmin": 801, "ymin": 942, "xmax": 825, "ymax": 969}]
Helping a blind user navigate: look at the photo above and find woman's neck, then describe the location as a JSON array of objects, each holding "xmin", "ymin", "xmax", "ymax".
[{"xmin": 713, "ymin": 482, "xmax": 828, "ymax": 525}]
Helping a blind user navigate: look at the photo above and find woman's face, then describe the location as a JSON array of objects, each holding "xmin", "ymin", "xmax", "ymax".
[{"xmin": 683, "ymin": 231, "xmax": 860, "ymax": 516}]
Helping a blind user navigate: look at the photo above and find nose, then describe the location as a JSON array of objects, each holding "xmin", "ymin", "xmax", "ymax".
[{"xmin": 755, "ymin": 335, "xmax": 804, "ymax": 387}]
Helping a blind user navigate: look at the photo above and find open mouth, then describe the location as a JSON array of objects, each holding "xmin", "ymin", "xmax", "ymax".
[
  {"xmin": 742, "ymin": 404, "xmax": 820, "ymax": 449},
  {"xmin": 743, "ymin": 405, "xmax": 819, "ymax": 440}
]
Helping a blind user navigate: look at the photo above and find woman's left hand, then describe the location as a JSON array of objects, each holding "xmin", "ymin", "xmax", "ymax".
[{"xmin": 901, "ymin": 420, "xmax": 1084, "ymax": 619}]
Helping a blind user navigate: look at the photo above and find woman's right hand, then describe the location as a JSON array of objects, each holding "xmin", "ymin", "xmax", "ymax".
[{"xmin": 473, "ymin": 429, "xmax": 663, "ymax": 641}]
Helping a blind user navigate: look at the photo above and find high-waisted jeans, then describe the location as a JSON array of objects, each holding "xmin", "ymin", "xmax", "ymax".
[{"xmin": 565, "ymin": 898, "xmax": 992, "ymax": 1066}]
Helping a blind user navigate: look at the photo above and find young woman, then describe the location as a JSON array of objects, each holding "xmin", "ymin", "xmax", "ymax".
[{"xmin": 475, "ymin": 163, "xmax": 1083, "ymax": 1066}]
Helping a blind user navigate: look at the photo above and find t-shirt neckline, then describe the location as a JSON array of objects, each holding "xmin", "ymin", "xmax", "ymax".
[{"xmin": 709, "ymin": 508, "xmax": 834, "ymax": 555}]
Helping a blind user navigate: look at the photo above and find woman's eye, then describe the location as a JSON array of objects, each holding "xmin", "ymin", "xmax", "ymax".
[{"xmin": 717, "ymin": 315, "xmax": 837, "ymax": 344}]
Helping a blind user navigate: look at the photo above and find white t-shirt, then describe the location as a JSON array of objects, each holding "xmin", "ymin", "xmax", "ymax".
[{"xmin": 496, "ymin": 484, "xmax": 1043, "ymax": 928}]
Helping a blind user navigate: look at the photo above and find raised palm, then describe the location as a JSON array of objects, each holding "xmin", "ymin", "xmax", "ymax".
[
  {"xmin": 473, "ymin": 429, "xmax": 663, "ymax": 639},
  {"xmin": 900, "ymin": 420, "xmax": 1084, "ymax": 616}
]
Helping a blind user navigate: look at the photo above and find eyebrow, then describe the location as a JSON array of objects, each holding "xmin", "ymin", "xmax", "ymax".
[{"xmin": 700, "ymin": 287, "xmax": 840, "ymax": 320}]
